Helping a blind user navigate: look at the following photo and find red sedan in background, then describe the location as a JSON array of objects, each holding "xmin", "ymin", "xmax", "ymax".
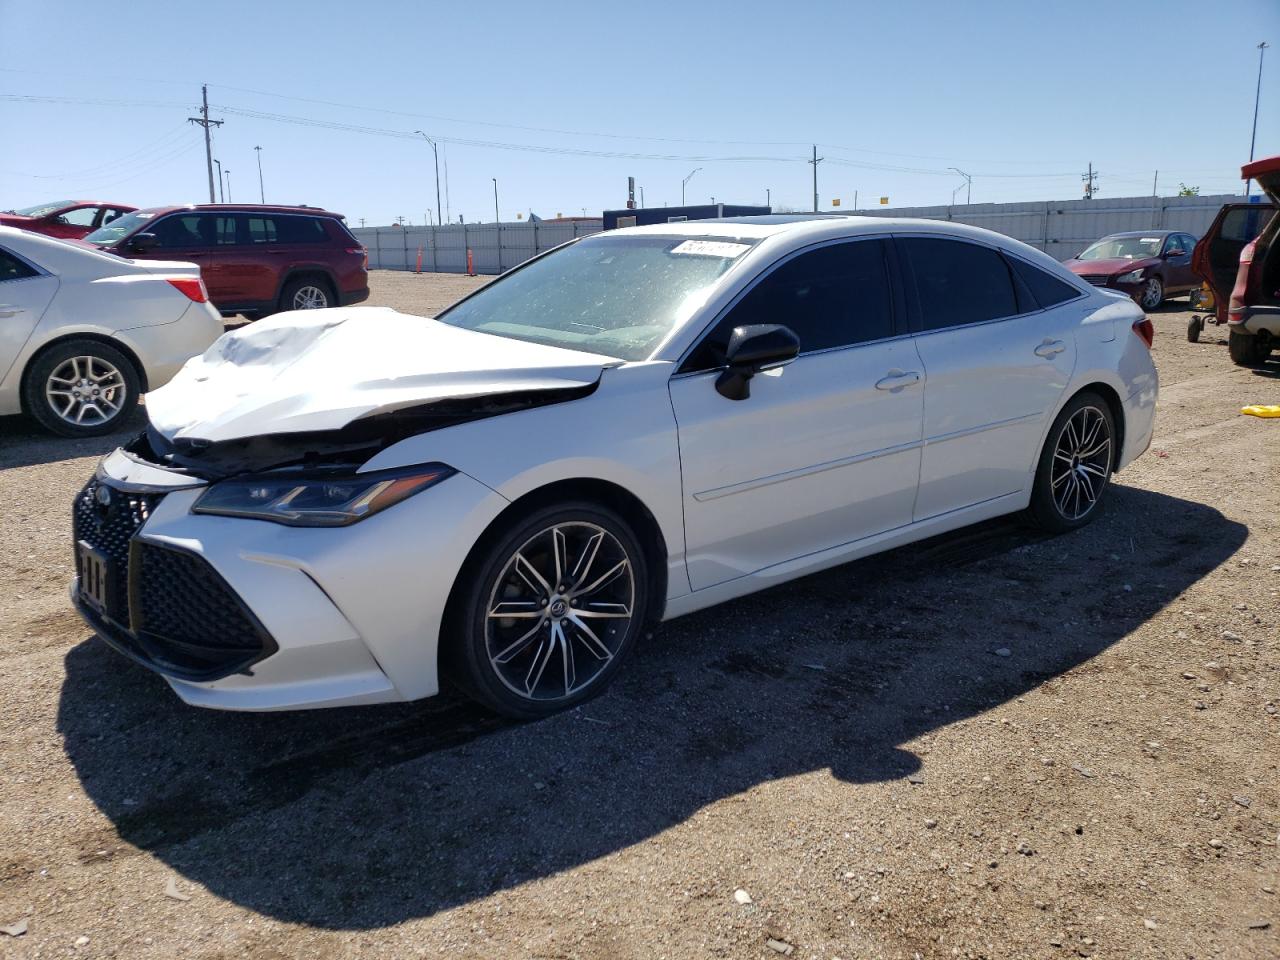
[
  {"xmin": 1062, "ymin": 229, "xmax": 1200, "ymax": 309},
  {"xmin": 0, "ymin": 200, "xmax": 138, "ymax": 239}
]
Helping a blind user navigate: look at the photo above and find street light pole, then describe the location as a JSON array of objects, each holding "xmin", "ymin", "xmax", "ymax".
[
  {"xmin": 254, "ymin": 146, "xmax": 264, "ymax": 203},
  {"xmin": 213, "ymin": 159, "xmax": 224, "ymax": 203},
  {"xmin": 682, "ymin": 167, "xmax": 701, "ymax": 206},
  {"xmin": 492, "ymin": 178, "xmax": 500, "ymax": 223},
  {"xmin": 224, "ymin": 169, "xmax": 231, "ymax": 203},
  {"xmin": 1245, "ymin": 41, "xmax": 1270, "ymax": 196},
  {"xmin": 414, "ymin": 131, "xmax": 443, "ymax": 225},
  {"xmin": 949, "ymin": 167, "xmax": 972, "ymax": 204}
]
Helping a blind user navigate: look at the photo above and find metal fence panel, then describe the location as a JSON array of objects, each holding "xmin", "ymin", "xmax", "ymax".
[{"xmin": 352, "ymin": 220, "xmax": 603, "ymax": 274}]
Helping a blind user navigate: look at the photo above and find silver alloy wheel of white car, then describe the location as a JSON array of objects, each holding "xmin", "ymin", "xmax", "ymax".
[
  {"xmin": 291, "ymin": 285, "xmax": 331, "ymax": 310},
  {"xmin": 484, "ymin": 521, "xmax": 636, "ymax": 703},
  {"xmin": 1140, "ymin": 277, "xmax": 1163, "ymax": 310},
  {"xmin": 44, "ymin": 355, "xmax": 126, "ymax": 427},
  {"xmin": 1050, "ymin": 404, "xmax": 1112, "ymax": 521}
]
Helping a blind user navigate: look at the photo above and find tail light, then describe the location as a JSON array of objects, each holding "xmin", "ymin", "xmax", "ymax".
[
  {"xmin": 167, "ymin": 278, "xmax": 209, "ymax": 303},
  {"xmin": 1132, "ymin": 317, "xmax": 1154, "ymax": 348},
  {"xmin": 345, "ymin": 246, "xmax": 368, "ymax": 268}
]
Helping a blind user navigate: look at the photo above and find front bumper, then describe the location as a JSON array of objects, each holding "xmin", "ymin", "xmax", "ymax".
[{"xmin": 70, "ymin": 454, "xmax": 509, "ymax": 711}]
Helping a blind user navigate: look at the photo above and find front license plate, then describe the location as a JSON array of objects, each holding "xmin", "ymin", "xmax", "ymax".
[{"xmin": 78, "ymin": 541, "xmax": 112, "ymax": 617}]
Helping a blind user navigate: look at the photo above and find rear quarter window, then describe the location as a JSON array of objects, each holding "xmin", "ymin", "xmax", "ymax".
[
  {"xmin": 0, "ymin": 249, "xmax": 38, "ymax": 281},
  {"xmin": 276, "ymin": 216, "xmax": 331, "ymax": 244},
  {"xmin": 1009, "ymin": 257, "xmax": 1083, "ymax": 309}
]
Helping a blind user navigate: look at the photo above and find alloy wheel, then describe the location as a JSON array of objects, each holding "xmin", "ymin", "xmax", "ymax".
[
  {"xmin": 291, "ymin": 285, "xmax": 330, "ymax": 309},
  {"xmin": 44, "ymin": 355, "xmax": 126, "ymax": 427},
  {"xmin": 1140, "ymin": 278, "xmax": 1163, "ymax": 309},
  {"xmin": 1050, "ymin": 405, "xmax": 1111, "ymax": 521},
  {"xmin": 484, "ymin": 521, "xmax": 636, "ymax": 703}
]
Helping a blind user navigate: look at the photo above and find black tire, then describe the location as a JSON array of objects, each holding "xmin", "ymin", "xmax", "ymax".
[
  {"xmin": 1028, "ymin": 391, "xmax": 1116, "ymax": 534},
  {"xmin": 22, "ymin": 339, "xmax": 140, "ymax": 438},
  {"xmin": 1187, "ymin": 315, "xmax": 1202, "ymax": 343},
  {"xmin": 1228, "ymin": 330, "xmax": 1267, "ymax": 367},
  {"xmin": 278, "ymin": 276, "xmax": 335, "ymax": 313},
  {"xmin": 445, "ymin": 501, "xmax": 649, "ymax": 719}
]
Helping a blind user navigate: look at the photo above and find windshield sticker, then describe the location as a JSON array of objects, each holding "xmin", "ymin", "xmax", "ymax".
[
  {"xmin": 670, "ymin": 239, "xmax": 751, "ymax": 258},
  {"xmin": 1140, "ymin": 237, "xmax": 1160, "ymax": 242}
]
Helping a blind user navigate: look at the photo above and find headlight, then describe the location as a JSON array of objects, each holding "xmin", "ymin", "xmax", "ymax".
[
  {"xmin": 193, "ymin": 464, "xmax": 455, "ymax": 526},
  {"xmin": 1116, "ymin": 268, "xmax": 1146, "ymax": 284}
]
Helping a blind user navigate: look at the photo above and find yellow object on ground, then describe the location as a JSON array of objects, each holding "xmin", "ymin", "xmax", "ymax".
[{"xmin": 1241, "ymin": 405, "xmax": 1280, "ymax": 418}]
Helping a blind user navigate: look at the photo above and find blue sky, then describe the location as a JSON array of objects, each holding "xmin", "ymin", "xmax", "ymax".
[{"xmin": 2, "ymin": 0, "xmax": 1277, "ymax": 225}]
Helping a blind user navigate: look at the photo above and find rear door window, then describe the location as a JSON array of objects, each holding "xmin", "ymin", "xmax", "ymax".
[
  {"xmin": 1009, "ymin": 257, "xmax": 1082, "ymax": 309},
  {"xmin": 900, "ymin": 237, "xmax": 1019, "ymax": 331},
  {"xmin": 683, "ymin": 239, "xmax": 895, "ymax": 371},
  {"xmin": 275, "ymin": 216, "xmax": 331, "ymax": 244},
  {"xmin": 245, "ymin": 216, "xmax": 278, "ymax": 245}
]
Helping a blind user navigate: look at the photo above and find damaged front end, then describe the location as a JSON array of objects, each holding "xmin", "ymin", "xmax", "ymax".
[{"xmin": 126, "ymin": 381, "xmax": 599, "ymax": 481}]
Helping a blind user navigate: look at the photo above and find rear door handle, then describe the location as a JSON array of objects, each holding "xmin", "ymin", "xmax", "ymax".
[
  {"xmin": 1035, "ymin": 339, "xmax": 1066, "ymax": 358},
  {"xmin": 0, "ymin": 305, "xmax": 22, "ymax": 318},
  {"xmin": 875, "ymin": 370, "xmax": 921, "ymax": 391}
]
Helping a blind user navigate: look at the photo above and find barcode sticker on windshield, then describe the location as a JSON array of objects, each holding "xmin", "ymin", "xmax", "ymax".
[
  {"xmin": 1140, "ymin": 237, "xmax": 1160, "ymax": 242},
  {"xmin": 671, "ymin": 240, "xmax": 751, "ymax": 258}
]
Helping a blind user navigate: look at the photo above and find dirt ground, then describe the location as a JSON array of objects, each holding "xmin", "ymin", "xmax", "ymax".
[{"xmin": 0, "ymin": 271, "xmax": 1276, "ymax": 960}]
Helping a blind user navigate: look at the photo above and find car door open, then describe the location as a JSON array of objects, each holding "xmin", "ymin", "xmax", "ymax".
[{"xmin": 668, "ymin": 238, "xmax": 925, "ymax": 591}]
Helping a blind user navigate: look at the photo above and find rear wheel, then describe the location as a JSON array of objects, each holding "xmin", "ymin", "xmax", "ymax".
[
  {"xmin": 23, "ymin": 339, "xmax": 140, "ymax": 437},
  {"xmin": 1187, "ymin": 315, "xmax": 1202, "ymax": 343},
  {"xmin": 1028, "ymin": 392, "xmax": 1115, "ymax": 533},
  {"xmin": 279, "ymin": 276, "xmax": 334, "ymax": 312},
  {"xmin": 1228, "ymin": 330, "xmax": 1268, "ymax": 367},
  {"xmin": 447, "ymin": 502, "xmax": 649, "ymax": 719},
  {"xmin": 1139, "ymin": 277, "xmax": 1164, "ymax": 310}
]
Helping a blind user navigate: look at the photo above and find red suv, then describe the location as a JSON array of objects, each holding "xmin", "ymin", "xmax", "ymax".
[
  {"xmin": 82, "ymin": 204, "xmax": 368, "ymax": 318},
  {"xmin": 0, "ymin": 200, "xmax": 138, "ymax": 239},
  {"xmin": 1191, "ymin": 155, "xmax": 1280, "ymax": 366}
]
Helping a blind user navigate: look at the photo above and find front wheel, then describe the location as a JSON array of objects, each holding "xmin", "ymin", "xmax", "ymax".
[
  {"xmin": 447, "ymin": 502, "xmax": 649, "ymax": 719},
  {"xmin": 1228, "ymin": 330, "xmax": 1268, "ymax": 367},
  {"xmin": 1028, "ymin": 392, "xmax": 1116, "ymax": 533},
  {"xmin": 23, "ymin": 339, "xmax": 140, "ymax": 437},
  {"xmin": 1139, "ymin": 277, "xmax": 1164, "ymax": 310}
]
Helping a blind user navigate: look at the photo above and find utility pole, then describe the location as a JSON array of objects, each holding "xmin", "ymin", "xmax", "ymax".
[
  {"xmin": 214, "ymin": 159, "xmax": 224, "ymax": 202},
  {"xmin": 682, "ymin": 167, "xmax": 701, "ymax": 206},
  {"xmin": 949, "ymin": 167, "xmax": 972, "ymax": 204},
  {"xmin": 854, "ymin": 189, "xmax": 858, "ymax": 210},
  {"xmin": 1082, "ymin": 162, "xmax": 1099, "ymax": 200},
  {"xmin": 414, "ymin": 132, "xmax": 443, "ymax": 225},
  {"xmin": 359, "ymin": 218, "xmax": 366, "ymax": 228},
  {"xmin": 187, "ymin": 84, "xmax": 223, "ymax": 203},
  {"xmin": 254, "ymin": 146, "xmax": 265, "ymax": 203},
  {"xmin": 640, "ymin": 186, "xmax": 645, "ymax": 208},
  {"xmin": 809, "ymin": 145, "xmax": 824, "ymax": 213},
  {"xmin": 224, "ymin": 169, "xmax": 231, "ymax": 203},
  {"xmin": 1152, "ymin": 170, "xmax": 1159, "ymax": 196},
  {"xmin": 492, "ymin": 178, "xmax": 500, "ymax": 223},
  {"xmin": 1246, "ymin": 41, "xmax": 1269, "ymax": 196},
  {"xmin": 766, "ymin": 188, "xmax": 771, "ymax": 208}
]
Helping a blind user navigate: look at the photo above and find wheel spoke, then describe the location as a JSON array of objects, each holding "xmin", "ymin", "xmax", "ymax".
[
  {"xmin": 555, "ymin": 621, "xmax": 575, "ymax": 694},
  {"xmin": 514, "ymin": 551, "xmax": 552, "ymax": 597},
  {"xmin": 569, "ymin": 531, "xmax": 604, "ymax": 586},
  {"xmin": 488, "ymin": 600, "xmax": 542, "ymax": 619},
  {"xmin": 571, "ymin": 558, "xmax": 628, "ymax": 599},
  {"xmin": 566, "ymin": 613, "xmax": 613, "ymax": 661},
  {"xmin": 524, "ymin": 633, "xmax": 556, "ymax": 694},
  {"xmin": 493, "ymin": 620, "xmax": 546, "ymax": 665},
  {"xmin": 575, "ymin": 601, "xmax": 632, "ymax": 618},
  {"xmin": 552, "ymin": 527, "xmax": 567, "ymax": 587}
]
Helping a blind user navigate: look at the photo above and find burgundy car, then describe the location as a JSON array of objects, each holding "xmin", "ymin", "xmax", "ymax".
[
  {"xmin": 1062, "ymin": 229, "xmax": 1199, "ymax": 309},
  {"xmin": 0, "ymin": 200, "xmax": 138, "ymax": 240},
  {"xmin": 82, "ymin": 204, "xmax": 368, "ymax": 318}
]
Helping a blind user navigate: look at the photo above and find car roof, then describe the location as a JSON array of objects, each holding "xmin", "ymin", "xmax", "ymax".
[{"xmin": 133, "ymin": 204, "xmax": 345, "ymax": 218}]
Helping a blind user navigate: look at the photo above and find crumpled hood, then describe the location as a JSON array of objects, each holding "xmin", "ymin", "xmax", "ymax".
[
  {"xmin": 146, "ymin": 307, "xmax": 621, "ymax": 443},
  {"xmin": 1064, "ymin": 256, "xmax": 1157, "ymax": 277}
]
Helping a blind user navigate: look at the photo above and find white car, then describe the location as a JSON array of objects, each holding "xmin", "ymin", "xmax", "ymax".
[
  {"xmin": 71, "ymin": 216, "xmax": 1157, "ymax": 717},
  {"xmin": 0, "ymin": 226, "xmax": 223, "ymax": 436}
]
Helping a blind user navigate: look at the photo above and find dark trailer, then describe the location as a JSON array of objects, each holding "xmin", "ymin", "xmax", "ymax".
[{"xmin": 602, "ymin": 204, "xmax": 771, "ymax": 230}]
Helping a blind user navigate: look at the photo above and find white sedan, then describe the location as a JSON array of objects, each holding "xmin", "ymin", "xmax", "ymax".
[
  {"xmin": 0, "ymin": 225, "xmax": 223, "ymax": 436},
  {"xmin": 71, "ymin": 216, "xmax": 1157, "ymax": 717}
]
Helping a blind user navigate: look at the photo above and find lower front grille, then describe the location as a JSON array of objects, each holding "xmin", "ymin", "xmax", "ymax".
[
  {"xmin": 71, "ymin": 476, "xmax": 276, "ymax": 681},
  {"xmin": 1079, "ymin": 274, "xmax": 1110, "ymax": 286}
]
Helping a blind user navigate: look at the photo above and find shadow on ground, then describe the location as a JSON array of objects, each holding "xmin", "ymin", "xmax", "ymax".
[
  {"xmin": 0, "ymin": 410, "xmax": 146, "ymax": 470},
  {"xmin": 57, "ymin": 484, "xmax": 1244, "ymax": 929}
]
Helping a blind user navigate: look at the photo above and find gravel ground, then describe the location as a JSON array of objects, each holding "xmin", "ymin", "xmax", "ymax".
[{"xmin": 0, "ymin": 272, "xmax": 1277, "ymax": 959}]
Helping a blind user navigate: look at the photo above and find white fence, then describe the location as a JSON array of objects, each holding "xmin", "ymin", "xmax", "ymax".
[
  {"xmin": 355, "ymin": 194, "xmax": 1243, "ymax": 274},
  {"xmin": 352, "ymin": 220, "xmax": 603, "ymax": 275},
  {"xmin": 850, "ymin": 193, "xmax": 1241, "ymax": 261}
]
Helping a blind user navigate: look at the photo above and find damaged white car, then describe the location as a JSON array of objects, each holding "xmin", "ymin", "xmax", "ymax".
[{"xmin": 71, "ymin": 217, "xmax": 1157, "ymax": 717}]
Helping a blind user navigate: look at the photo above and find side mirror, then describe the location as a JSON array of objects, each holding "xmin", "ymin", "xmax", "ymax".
[
  {"xmin": 1161, "ymin": 248, "xmax": 1180, "ymax": 259},
  {"xmin": 129, "ymin": 233, "xmax": 158, "ymax": 253},
  {"xmin": 715, "ymin": 324, "xmax": 800, "ymax": 401}
]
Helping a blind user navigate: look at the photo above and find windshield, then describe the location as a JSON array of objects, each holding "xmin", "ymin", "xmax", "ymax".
[
  {"xmin": 436, "ymin": 234, "xmax": 752, "ymax": 361},
  {"xmin": 9, "ymin": 201, "xmax": 76, "ymax": 218},
  {"xmin": 84, "ymin": 210, "xmax": 156, "ymax": 246},
  {"xmin": 1077, "ymin": 236, "xmax": 1163, "ymax": 260}
]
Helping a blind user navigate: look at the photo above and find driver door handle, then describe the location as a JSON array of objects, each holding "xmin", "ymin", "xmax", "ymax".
[
  {"xmin": 1035, "ymin": 339, "xmax": 1066, "ymax": 358},
  {"xmin": 875, "ymin": 370, "xmax": 921, "ymax": 391}
]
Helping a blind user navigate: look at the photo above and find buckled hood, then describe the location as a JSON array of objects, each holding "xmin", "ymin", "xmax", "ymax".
[{"xmin": 146, "ymin": 307, "xmax": 621, "ymax": 443}]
